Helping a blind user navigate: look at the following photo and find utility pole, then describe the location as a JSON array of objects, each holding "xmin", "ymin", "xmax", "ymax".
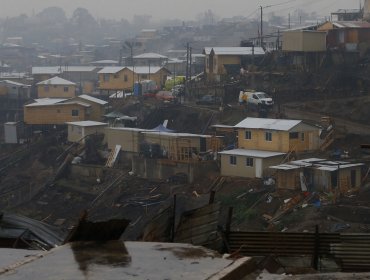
[
  {"xmin": 186, "ymin": 42, "xmax": 190, "ymax": 82},
  {"xmin": 289, "ymin": 13, "xmax": 291, "ymax": 29},
  {"xmin": 189, "ymin": 47, "xmax": 192, "ymax": 83},
  {"xmin": 260, "ymin": 6, "xmax": 263, "ymax": 47}
]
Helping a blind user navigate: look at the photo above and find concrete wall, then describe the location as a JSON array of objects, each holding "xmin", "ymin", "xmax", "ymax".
[
  {"xmin": 106, "ymin": 128, "xmax": 145, "ymax": 153},
  {"xmin": 37, "ymin": 84, "xmax": 76, "ymax": 98},
  {"xmin": 68, "ymin": 124, "xmax": 107, "ymax": 143},
  {"xmin": 283, "ymin": 31, "xmax": 327, "ymax": 52},
  {"xmin": 132, "ymin": 157, "xmax": 218, "ymax": 183},
  {"xmin": 24, "ymin": 104, "xmax": 88, "ymax": 125}
]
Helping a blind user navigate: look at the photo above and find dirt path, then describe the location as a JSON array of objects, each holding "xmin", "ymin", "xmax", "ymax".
[{"xmin": 282, "ymin": 107, "xmax": 370, "ymax": 135}]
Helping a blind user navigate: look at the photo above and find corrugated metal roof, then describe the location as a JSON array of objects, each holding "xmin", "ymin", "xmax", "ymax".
[
  {"xmin": 77, "ymin": 94, "xmax": 108, "ymax": 105},
  {"xmin": 133, "ymin": 53, "xmax": 168, "ymax": 59},
  {"xmin": 97, "ymin": 66, "xmax": 125, "ymax": 74},
  {"xmin": 36, "ymin": 76, "xmax": 76, "ymax": 86},
  {"xmin": 32, "ymin": 67, "xmax": 61, "ymax": 75},
  {"xmin": 0, "ymin": 80, "xmax": 30, "ymax": 87},
  {"xmin": 26, "ymin": 98, "xmax": 66, "ymax": 107},
  {"xmin": 332, "ymin": 21, "xmax": 370, "ymax": 28},
  {"xmin": 142, "ymin": 131, "xmax": 212, "ymax": 138},
  {"xmin": 66, "ymin": 121, "xmax": 108, "ymax": 127},
  {"xmin": 203, "ymin": 47, "xmax": 265, "ymax": 56},
  {"xmin": 219, "ymin": 149, "xmax": 285, "ymax": 158},
  {"xmin": 234, "ymin": 117, "xmax": 302, "ymax": 131}
]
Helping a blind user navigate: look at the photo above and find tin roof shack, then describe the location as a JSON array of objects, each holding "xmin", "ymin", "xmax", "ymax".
[
  {"xmin": 203, "ymin": 47, "xmax": 265, "ymax": 82},
  {"xmin": 0, "ymin": 80, "xmax": 31, "ymax": 99},
  {"xmin": 66, "ymin": 121, "xmax": 108, "ymax": 144},
  {"xmin": 71, "ymin": 94, "xmax": 108, "ymax": 122},
  {"xmin": 0, "ymin": 241, "xmax": 254, "ymax": 280},
  {"xmin": 318, "ymin": 21, "xmax": 370, "ymax": 53},
  {"xmin": 37, "ymin": 76, "xmax": 76, "ymax": 99},
  {"xmin": 331, "ymin": 9, "xmax": 362, "ymax": 21},
  {"xmin": 270, "ymin": 158, "xmax": 364, "ymax": 192},
  {"xmin": 24, "ymin": 98, "xmax": 91, "ymax": 125},
  {"xmin": 235, "ymin": 118, "xmax": 322, "ymax": 154},
  {"xmin": 219, "ymin": 149, "xmax": 285, "ymax": 179},
  {"xmin": 141, "ymin": 131, "xmax": 222, "ymax": 162}
]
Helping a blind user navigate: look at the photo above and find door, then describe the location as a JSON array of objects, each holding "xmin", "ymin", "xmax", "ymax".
[{"xmin": 255, "ymin": 158, "xmax": 263, "ymax": 178}]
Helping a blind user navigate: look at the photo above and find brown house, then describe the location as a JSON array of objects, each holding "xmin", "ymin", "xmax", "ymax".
[
  {"xmin": 318, "ymin": 21, "xmax": 370, "ymax": 52},
  {"xmin": 37, "ymin": 76, "xmax": 76, "ymax": 99},
  {"xmin": 203, "ymin": 47, "xmax": 265, "ymax": 82},
  {"xmin": 71, "ymin": 94, "xmax": 108, "ymax": 122},
  {"xmin": 24, "ymin": 98, "xmax": 91, "ymax": 125},
  {"xmin": 98, "ymin": 66, "xmax": 170, "ymax": 93}
]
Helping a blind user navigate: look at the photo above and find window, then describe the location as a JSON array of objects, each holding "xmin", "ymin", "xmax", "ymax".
[
  {"xmin": 301, "ymin": 133, "xmax": 305, "ymax": 141},
  {"xmin": 229, "ymin": 156, "xmax": 237, "ymax": 165},
  {"xmin": 289, "ymin": 132, "xmax": 299, "ymax": 139},
  {"xmin": 64, "ymin": 86, "xmax": 69, "ymax": 92},
  {"xmin": 114, "ymin": 74, "xmax": 119, "ymax": 79},
  {"xmin": 57, "ymin": 109, "xmax": 61, "ymax": 113},
  {"xmin": 141, "ymin": 74, "xmax": 148, "ymax": 79},
  {"xmin": 245, "ymin": 130, "xmax": 252, "ymax": 140},
  {"xmin": 53, "ymin": 85, "xmax": 57, "ymax": 88},
  {"xmin": 103, "ymin": 74, "xmax": 109, "ymax": 82},
  {"xmin": 124, "ymin": 75, "xmax": 128, "ymax": 82},
  {"xmin": 44, "ymin": 86, "xmax": 49, "ymax": 92},
  {"xmin": 265, "ymin": 132, "xmax": 272, "ymax": 142},
  {"xmin": 72, "ymin": 109, "xmax": 79, "ymax": 116},
  {"xmin": 246, "ymin": 157, "xmax": 254, "ymax": 167}
]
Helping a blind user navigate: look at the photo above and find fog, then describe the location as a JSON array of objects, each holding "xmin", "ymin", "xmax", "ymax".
[{"xmin": 0, "ymin": 0, "xmax": 360, "ymax": 20}]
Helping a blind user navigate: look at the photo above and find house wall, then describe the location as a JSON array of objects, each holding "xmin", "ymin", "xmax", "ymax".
[
  {"xmin": 275, "ymin": 169, "xmax": 301, "ymax": 190},
  {"xmin": 106, "ymin": 128, "xmax": 144, "ymax": 153},
  {"xmin": 313, "ymin": 167, "xmax": 362, "ymax": 192},
  {"xmin": 68, "ymin": 125, "xmax": 107, "ymax": 143},
  {"xmin": 132, "ymin": 157, "xmax": 218, "ymax": 183},
  {"xmin": 99, "ymin": 68, "xmax": 168, "ymax": 91},
  {"xmin": 282, "ymin": 31, "xmax": 327, "ymax": 52},
  {"xmin": 215, "ymin": 55, "xmax": 241, "ymax": 75},
  {"xmin": 72, "ymin": 96, "xmax": 106, "ymax": 122},
  {"xmin": 220, "ymin": 154, "xmax": 284, "ymax": 178},
  {"xmin": 37, "ymin": 84, "xmax": 76, "ymax": 98},
  {"xmin": 24, "ymin": 104, "xmax": 88, "ymax": 125}
]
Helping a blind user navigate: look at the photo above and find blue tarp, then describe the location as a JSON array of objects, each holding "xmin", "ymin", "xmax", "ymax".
[{"xmin": 151, "ymin": 124, "xmax": 175, "ymax": 133}]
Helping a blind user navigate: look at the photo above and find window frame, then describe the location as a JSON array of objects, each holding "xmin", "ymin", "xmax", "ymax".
[
  {"xmin": 72, "ymin": 109, "xmax": 79, "ymax": 117},
  {"xmin": 229, "ymin": 155, "xmax": 237, "ymax": 166},
  {"xmin": 245, "ymin": 130, "xmax": 252, "ymax": 140},
  {"xmin": 246, "ymin": 157, "xmax": 254, "ymax": 167},
  {"xmin": 265, "ymin": 131, "xmax": 272, "ymax": 142}
]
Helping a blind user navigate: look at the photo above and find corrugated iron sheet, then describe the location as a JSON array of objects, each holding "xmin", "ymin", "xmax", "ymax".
[
  {"xmin": 174, "ymin": 203, "xmax": 221, "ymax": 247},
  {"xmin": 227, "ymin": 231, "xmax": 370, "ymax": 272}
]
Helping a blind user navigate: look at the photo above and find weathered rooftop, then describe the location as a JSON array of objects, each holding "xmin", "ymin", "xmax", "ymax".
[
  {"xmin": 0, "ymin": 241, "xmax": 252, "ymax": 280},
  {"xmin": 219, "ymin": 149, "xmax": 285, "ymax": 158},
  {"xmin": 234, "ymin": 117, "xmax": 302, "ymax": 131},
  {"xmin": 36, "ymin": 76, "xmax": 76, "ymax": 86}
]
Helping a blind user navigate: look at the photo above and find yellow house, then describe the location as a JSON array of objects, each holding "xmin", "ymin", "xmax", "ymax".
[
  {"xmin": 24, "ymin": 98, "xmax": 91, "ymax": 125},
  {"xmin": 37, "ymin": 76, "xmax": 76, "ymax": 98},
  {"xmin": 66, "ymin": 121, "xmax": 108, "ymax": 143},
  {"xmin": 235, "ymin": 117, "xmax": 322, "ymax": 153},
  {"xmin": 203, "ymin": 47, "xmax": 265, "ymax": 81},
  {"xmin": 98, "ymin": 66, "xmax": 170, "ymax": 92},
  {"xmin": 71, "ymin": 94, "xmax": 108, "ymax": 122}
]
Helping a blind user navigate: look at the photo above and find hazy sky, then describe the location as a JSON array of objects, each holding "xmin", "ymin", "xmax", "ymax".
[{"xmin": 0, "ymin": 0, "xmax": 361, "ymax": 20}]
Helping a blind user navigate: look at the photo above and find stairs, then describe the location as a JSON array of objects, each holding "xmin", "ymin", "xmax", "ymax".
[{"xmin": 105, "ymin": 145, "xmax": 121, "ymax": 168}]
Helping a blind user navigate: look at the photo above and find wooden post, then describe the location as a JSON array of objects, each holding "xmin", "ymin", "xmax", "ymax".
[
  {"xmin": 171, "ymin": 194, "xmax": 177, "ymax": 242},
  {"xmin": 313, "ymin": 225, "xmax": 320, "ymax": 270}
]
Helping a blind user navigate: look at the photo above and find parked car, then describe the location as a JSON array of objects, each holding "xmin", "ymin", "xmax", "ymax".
[
  {"xmin": 239, "ymin": 91, "xmax": 274, "ymax": 107},
  {"xmin": 156, "ymin": 91, "xmax": 177, "ymax": 102},
  {"xmin": 196, "ymin": 95, "xmax": 222, "ymax": 106}
]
